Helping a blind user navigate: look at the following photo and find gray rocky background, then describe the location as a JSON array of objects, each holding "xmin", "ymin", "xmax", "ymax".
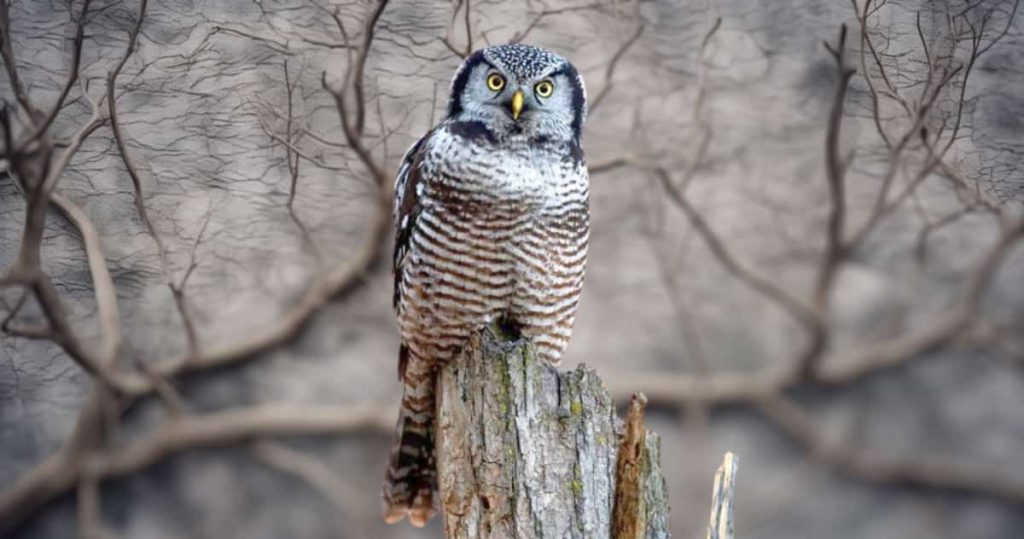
[{"xmin": 1, "ymin": 0, "xmax": 1023, "ymax": 538}]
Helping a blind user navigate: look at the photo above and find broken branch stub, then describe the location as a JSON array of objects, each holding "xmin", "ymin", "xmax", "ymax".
[
  {"xmin": 705, "ymin": 452, "xmax": 738, "ymax": 539},
  {"xmin": 435, "ymin": 326, "xmax": 670, "ymax": 538}
]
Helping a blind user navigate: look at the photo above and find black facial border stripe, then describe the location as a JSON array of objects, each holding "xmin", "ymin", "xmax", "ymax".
[
  {"xmin": 447, "ymin": 52, "xmax": 500, "ymax": 117},
  {"xmin": 546, "ymin": 62, "xmax": 586, "ymax": 141}
]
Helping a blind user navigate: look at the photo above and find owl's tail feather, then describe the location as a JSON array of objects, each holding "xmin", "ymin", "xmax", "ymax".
[{"xmin": 382, "ymin": 374, "xmax": 437, "ymax": 527}]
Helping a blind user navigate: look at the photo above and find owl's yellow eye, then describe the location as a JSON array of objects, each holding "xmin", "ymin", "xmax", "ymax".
[
  {"xmin": 486, "ymin": 73, "xmax": 506, "ymax": 92},
  {"xmin": 534, "ymin": 80, "xmax": 554, "ymax": 98}
]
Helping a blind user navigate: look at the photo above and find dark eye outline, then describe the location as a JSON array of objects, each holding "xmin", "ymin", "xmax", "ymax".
[
  {"xmin": 534, "ymin": 80, "xmax": 554, "ymax": 98},
  {"xmin": 486, "ymin": 73, "xmax": 506, "ymax": 92}
]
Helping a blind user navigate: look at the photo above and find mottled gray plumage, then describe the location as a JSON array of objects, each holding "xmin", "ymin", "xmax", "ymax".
[{"xmin": 383, "ymin": 44, "xmax": 590, "ymax": 527}]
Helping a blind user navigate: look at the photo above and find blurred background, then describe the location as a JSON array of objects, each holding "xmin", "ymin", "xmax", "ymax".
[{"xmin": 1, "ymin": 0, "xmax": 1023, "ymax": 537}]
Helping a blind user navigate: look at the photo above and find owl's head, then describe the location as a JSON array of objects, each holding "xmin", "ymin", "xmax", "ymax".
[{"xmin": 447, "ymin": 44, "xmax": 586, "ymax": 143}]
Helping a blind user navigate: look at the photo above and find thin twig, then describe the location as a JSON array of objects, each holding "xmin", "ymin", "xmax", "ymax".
[
  {"xmin": 282, "ymin": 61, "xmax": 325, "ymax": 271},
  {"xmin": 589, "ymin": 24, "xmax": 645, "ymax": 113},
  {"xmin": 0, "ymin": 0, "xmax": 34, "ymax": 113},
  {"xmin": 657, "ymin": 169, "xmax": 820, "ymax": 332},
  {"xmin": 800, "ymin": 25, "xmax": 857, "ymax": 379},
  {"xmin": 350, "ymin": 0, "xmax": 389, "ymax": 137},
  {"xmin": 252, "ymin": 441, "xmax": 364, "ymax": 528},
  {"xmin": 15, "ymin": 0, "xmax": 93, "ymax": 150}
]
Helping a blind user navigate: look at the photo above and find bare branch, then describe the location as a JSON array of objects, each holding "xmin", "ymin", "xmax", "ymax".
[
  {"xmin": 351, "ymin": 0, "xmax": 390, "ymax": 137},
  {"xmin": 657, "ymin": 169, "xmax": 820, "ymax": 332},
  {"xmin": 814, "ymin": 24, "xmax": 856, "ymax": 307},
  {"xmin": 322, "ymin": 71, "xmax": 388, "ymax": 189},
  {"xmin": 759, "ymin": 396, "xmax": 1024, "ymax": 505},
  {"xmin": 589, "ymin": 156, "xmax": 636, "ymax": 174},
  {"xmin": 588, "ymin": 24, "xmax": 645, "ymax": 114},
  {"xmin": 16, "ymin": 0, "xmax": 93, "ymax": 149},
  {"xmin": 108, "ymin": 0, "xmax": 209, "ymax": 363},
  {"xmin": 914, "ymin": 206, "xmax": 974, "ymax": 262},
  {"xmin": 0, "ymin": 404, "xmax": 393, "ymax": 535},
  {"xmin": 49, "ymin": 192, "xmax": 123, "ymax": 370},
  {"xmin": 0, "ymin": 290, "xmax": 30, "ymax": 332},
  {"xmin": 252, "ymin": 441, "xmax": 362, "ymax": 527},
  {"xmin": 975, "ymin": 0, "xmax": 1020, "ymax": 57},
  {"xmin": 281, "ymin": 61, "xmax": 325, "ymax": 272},
  {"xmin": 608, "ymin": 217, "xmax": 1024, "ymax": 407},
  {"xmin": 77, "ymin": 464, "xmax": 113, "ymax": 539},
  {"xmin": 853, "ymin": 0, "xmax": 892, "ymax": 147},
  {"xmin": 441, "ymin": 0, "xmax": 473, "ymax": 58},
  {"xmin": 3, "ymin": 91, "xmax": 124, "ymax": 390},
  {"xmin": 256, "ymin": 116, "xmax": 350, "ymax": 171},
  {"xmin": 511, "ymin": 4, "xmax": 606, "ymax": 44},
  {"xmin": 136, "ymin": 0, "xmax": 396, "ymax": 388},
  {"xmin": 133, "ymin": 359, "xmax": 186, "ymax": 418},
  {"xmin": 800, "ymin": 24, "xmax": 857, "ymax": 379},
  {"xmin": 0, "ymin": 0, "xmax": 33, "ymax": 113}
]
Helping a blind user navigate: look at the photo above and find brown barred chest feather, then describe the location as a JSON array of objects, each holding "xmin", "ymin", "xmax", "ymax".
[{"xmin": 397, "ymin": 190, "xmax": 587, "ymax": 365}]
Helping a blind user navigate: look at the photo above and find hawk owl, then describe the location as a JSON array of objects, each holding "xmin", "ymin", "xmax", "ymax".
[{"xmin": 384, "ymin": 43, "xmax": 589, "ymax": 527}]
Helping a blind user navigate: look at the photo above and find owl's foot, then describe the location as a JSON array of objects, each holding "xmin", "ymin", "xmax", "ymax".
[{"xmin": 383, "ymin": 480, "xmax": 435, "ymax": 527}]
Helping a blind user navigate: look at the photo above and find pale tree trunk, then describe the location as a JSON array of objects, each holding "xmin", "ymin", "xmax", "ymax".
[
  {"xmin": 435, "ymin": 326, "xmax": 671, "ymax": 539},
  {"xmin": 705, "ymin": 452, "xmax": 738, "ymax": 539}
]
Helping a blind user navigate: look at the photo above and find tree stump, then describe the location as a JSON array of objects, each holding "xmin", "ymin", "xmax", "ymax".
[{"xmin": 436, "ymin": 325, "xmax": 670, "ymax": 539}]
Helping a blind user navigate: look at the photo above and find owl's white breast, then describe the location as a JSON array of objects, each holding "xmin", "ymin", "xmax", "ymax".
[{"xmin": 425, "ymin": 127, "xmax": 586, "ymax": 211}]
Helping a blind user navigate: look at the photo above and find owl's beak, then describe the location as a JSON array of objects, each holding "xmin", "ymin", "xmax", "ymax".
[{"xmin": 510, "ymin": 89, "xmax": 525, "ymax": 120}]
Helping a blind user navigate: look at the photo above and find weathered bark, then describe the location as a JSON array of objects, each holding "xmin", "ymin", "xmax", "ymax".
[
  {"xmin": 612, "ymin": 394, "xmax": 670, "ymax": 539},
  {"xmin": 705, "ymin": 452, "xmax": 738, "ymax": 539},
  {"xmin": 436, "ymin": 326, "xmax": 670, "ymax": 539}
]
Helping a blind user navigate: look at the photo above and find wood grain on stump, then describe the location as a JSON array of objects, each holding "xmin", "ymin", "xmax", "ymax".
[{"xmin": 436, "ymin": 326, "xmax": 670, "ymax": 539}]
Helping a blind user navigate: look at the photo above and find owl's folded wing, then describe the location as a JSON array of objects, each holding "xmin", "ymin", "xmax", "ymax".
[{"xmin": 392, "ymin": 132, "xmax": 432, "ymax": 311}]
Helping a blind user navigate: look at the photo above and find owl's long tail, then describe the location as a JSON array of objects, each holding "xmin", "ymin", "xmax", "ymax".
[{"xmin": 382, "ymin": 350, "xmax": 437, "ymax": 528}]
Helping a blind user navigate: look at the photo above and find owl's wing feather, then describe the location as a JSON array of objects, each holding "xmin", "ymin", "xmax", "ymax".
[
  {"xmin": 392, "ymin": 133, "xmax": 433, "ymax": 381},
  {"xmin": 392, "ymin": 133, "xmax": 431, "ymax": 308}
]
